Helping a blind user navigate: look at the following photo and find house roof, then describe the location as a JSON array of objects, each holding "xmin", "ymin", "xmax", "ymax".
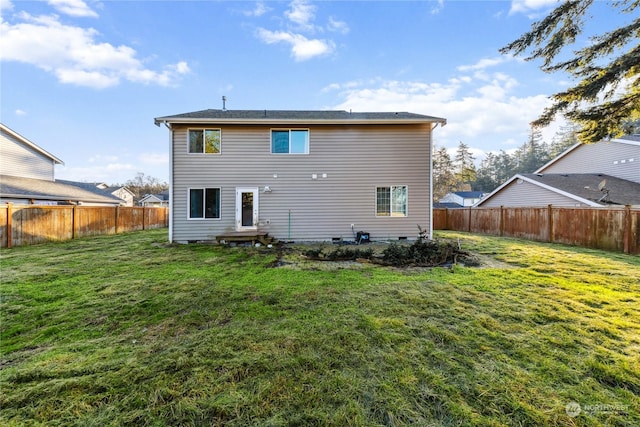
[
  {"xmin": 104, "ymin": 186, "xmax": 135, "ymax": 196},
  {"xmin": 477, "ymin": 173, "xmax": 640, "ymax": 207},
  {"xmin": 453, "ymin": 191, "xmax": 484, "ymax": 198},
  {"xmin": 139, "ymin": 191, "xmax": 169, "ymax": 203},
  {"xmin": 0, "ymin": 123, "xmax": 64, "ymax": 165},
  {"xmin": 155, "ymin": 109, "xmax": 447, "ymax": 126},
  {"xmin": 618, "ymin": 134, "xmax": 640, "ymax": 142},
  {"xmin": 1, "ymin": 175, "xmax": 124, "ymax": 205}
]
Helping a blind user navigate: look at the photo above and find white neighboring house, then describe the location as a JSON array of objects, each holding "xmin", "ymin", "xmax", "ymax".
[
  {"xmin": 475, "ymin": 136, "xmax": 640, "ymax": 208},
  {"xmin": 139, "ymin": 191, "xmax": 169, "ymax": 207},
  {"xmin": 95, "ymin": 183, "xmax": 136, "ymax": 206},
  {"xmin": 437, "ymin": 191, "xmax": 484, "ymax": 208},
  {"xmin": 0, "ymin": 123, "xmax": 126, "ymax": 206}
]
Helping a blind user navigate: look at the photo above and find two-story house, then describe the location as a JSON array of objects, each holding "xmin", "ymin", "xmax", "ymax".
[{"xmin": 154, "ymin": 109, "xmax": 446, "ymax": 243}]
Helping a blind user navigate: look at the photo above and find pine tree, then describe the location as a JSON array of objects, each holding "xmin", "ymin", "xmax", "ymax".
[
  {"xmin": 501, "ymin": 0, "xmax": 639, "ymax": 142},
  {"xmin": 454, "ymin": 142, "xmax": 476, "ymax": 191},
  {"xmin": 432, "ymin": 146, "xmax": 457, "ymax": 201}
]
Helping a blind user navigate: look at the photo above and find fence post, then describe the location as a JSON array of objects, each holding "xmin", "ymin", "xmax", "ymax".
[
  {"xmin": 468, "ymin": 207, "xmax": 472, "ymax": 232},
  {"xmin": 6, "ymin": 203, "xmax": 13, "ymax": 249},
  {"xmin": 547, "ymin": 204, "xmax": 553, "ymax": 243},
  {"xmin": 623, "ymin": 205, "xmax": 631, "ymax": 254},
  {"xmin": 444, "ymin": 208, "xmax": 449, "ymax": 230},
  {"xmin": 72, "ymin": 205, "xmax": 78, "ymax": 240},
  {"xmin": 115, "ymin": 206, "xmax": 119, "ymax": 234},
  {"xmin": 499, "ymin": 206, "xmax": 504, "ymax": 237},
  {"xmin": 142, "ymin": 206, "xmax": 146, "ymax": 230}
]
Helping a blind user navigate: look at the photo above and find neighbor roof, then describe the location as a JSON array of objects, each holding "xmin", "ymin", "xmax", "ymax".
[
  {"xmin": 521, "ymin": 174, "xmax": 640, "ymax": 206},
  {"xmin": 477, "ymin": 173, "xmax": 640, "ymax": 207},
  {"xmin": 155, "ymin": 109, "xmax": 446, "ymax": 126},
  {"xmin": 1, "ymin": 175, "xmax": 124, "ymax": 205}
]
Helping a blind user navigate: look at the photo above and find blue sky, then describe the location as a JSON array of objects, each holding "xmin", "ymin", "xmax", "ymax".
[{"xmin": 0, "ymin": 0, "xmax": 623, "ymax": 184}]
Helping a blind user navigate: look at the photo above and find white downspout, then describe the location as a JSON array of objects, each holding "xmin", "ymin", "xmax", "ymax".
[{"xmin": 429, "ymin": 121, "xmax": 443, "ymax": 240}]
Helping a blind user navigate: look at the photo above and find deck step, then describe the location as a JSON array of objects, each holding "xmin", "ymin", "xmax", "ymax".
[{"xmin": 216, "ymin": 231, "xmax": 276, "ymax": 246}]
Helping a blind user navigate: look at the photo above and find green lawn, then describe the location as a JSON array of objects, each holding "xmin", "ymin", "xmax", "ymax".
[{"xmin": 1, "ymin": 229, "xmax": 639, "ymax": 426}]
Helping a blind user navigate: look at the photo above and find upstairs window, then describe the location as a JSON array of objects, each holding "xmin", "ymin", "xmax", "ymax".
[
  {"xmin": 271, "ymin": 129, "xmax": 309, "ymax": 154},
  {"xmin": 189, "ymin": 129, "xmax": 221, "ymax": 154},
  {"xmin": 376, "ymin": 186, "xmax": 408, "ymax": 217}
]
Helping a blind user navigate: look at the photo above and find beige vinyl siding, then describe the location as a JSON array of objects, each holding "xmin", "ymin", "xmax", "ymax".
[
  {"xmin": 0, "ymin": 130, "xmax": 56, "ymax": 181},
  {"xmin": 479, "ymin": 179, "xmax": 589, "ymax": 208},
  {"xmin": 541, "ymin": 141, "xmax": 640, "ymax": 183},
  {"xmin": 170, "ymin": 123, "xmax": 432, "ymax": 242}
]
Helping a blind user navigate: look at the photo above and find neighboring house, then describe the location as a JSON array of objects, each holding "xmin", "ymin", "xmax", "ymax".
[
  {"xmin": 437, "ymin": 191, "xmax": 484, "ymax": 208},
  {"xmin": 1, "ymin": 123, "xmax": 63, "ymax": 181},
  {"xmin": 2, "ymin": 176, "xmax": 125, "ymax": 206},
  {"xmin": 475, "ymin": 173, "xmax": 640, "ymax": 208},
  {"xmin": 154, "ymin": 109, "xmax": 446, "ymax": 243},
  {"xmin": 476, "ymin": 136, "xmax": 640, "ymax": 208},
  {"xmin": 139, "ymin": 191, "xmax": 169, "ymax": 207},
  {"xmin": 535, "ymin": 136, "xmax": 640, "ymax": 183},
  {"xmin": 95, "ymin": 182, "xmax": 135, "ymax": 206},
  {"xmin": 106, "ymin": 186, "xmax": 135, "ymax": 206},
  {"xmin": 0, "ymin": 123, "xmax": 124, "ymax": 206}
]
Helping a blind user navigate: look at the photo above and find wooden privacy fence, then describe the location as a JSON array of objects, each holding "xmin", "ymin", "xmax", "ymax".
[
  {"xmin": 434, "ymin": 206, "xmax": 640, "ymax": 255},
  {"xmin": 0, "ymin": 204, "xmax": 169, "ymax": 248}
]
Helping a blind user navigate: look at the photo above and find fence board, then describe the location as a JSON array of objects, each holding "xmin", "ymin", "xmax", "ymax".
[
  {"xmin": 434, "ymin": 206, "xmax": 639, "ymax": 255},
  {"xmin": 0, "ymin": 205, "xmax": 168, "ymax": 248}
]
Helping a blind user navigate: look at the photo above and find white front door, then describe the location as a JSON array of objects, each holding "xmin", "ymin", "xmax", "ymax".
[{"xmin": 236, "ymin": 187, "xmax": 259, "ymax": 231}]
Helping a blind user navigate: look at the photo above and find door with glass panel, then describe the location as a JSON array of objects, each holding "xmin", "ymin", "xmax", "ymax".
[{"xmin": 235, "ymin": 188, "xmax": 258, "ymax": 231}]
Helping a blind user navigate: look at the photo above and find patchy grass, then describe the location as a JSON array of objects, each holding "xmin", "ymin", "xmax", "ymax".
[{"xmin": 1, "ymin": 229, "xmax": 639, "ymax": 426}]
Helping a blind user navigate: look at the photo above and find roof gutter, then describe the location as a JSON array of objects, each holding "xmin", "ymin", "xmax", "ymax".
[{"xmin": 154, "ymin": 117, "xmax": 447, "ymax": 126}]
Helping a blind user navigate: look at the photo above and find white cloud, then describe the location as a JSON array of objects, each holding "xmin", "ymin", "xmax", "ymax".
[
  {"xmin": 48, "ymin": 0, "xmax": 98, "ymax": 18},
  {"xmin": 509, "ymin": 0, "xmax": 559, "ymax": 16},
  {"xmin": 285, "ymin": 0, "xmax": 316, "ymax": 31},
  {"xmin": 430, "ymin": 0, "xmax": 444, "ymax": 15},
  {"xmin": 15, "ymin": 109, "xmax": 27, "ymax": 116},
  {"xmin": 0, "ymin": 11, "xmax": 189, "ymax": 88},
  {"xmin": 139, "ymin": 152, "xmax": 168, "ymax": 166},
  {"xmin": 457, "ymin": 56, "xmax": 513, "ymax": 72},
  {"xmin": 243, "ymin": 1, "xmax": 270, "ymax": 17},
  {"xmin": 326, "ymin": 73, "xmax": 561, "ymax": 159},
  {"xmin": 256, "ymin": 28, "xmax": 334, "ymax": 61},
  {"xmin": 89, "ymin": 154, "xmax": 119, "ymax": 163},
  {"xmin": 254, "ymin": 0, "xmax": 346, "ymax": 61},
  {"xmin": 1, "ymin": 0, "xmax": 13, "ymax": 11},
  {"xmin": 327, "ymin": 17, "xmax": 349, "ymax": 34}
]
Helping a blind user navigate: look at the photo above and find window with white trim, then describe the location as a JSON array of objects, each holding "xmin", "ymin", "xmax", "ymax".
[
  {"xmin": 189, "ymin": 129, "xmax": 221, "ymax": 154},
  {"xmin": 189, "ymin": 188, "xmax": 220, "ymax": 219},
  {"xmin": 271, "ymin": 129, "xmax": 309, "ymax": 154},
  {"xmin": 376, "ymin": 186, "xmax": 408, "ymax": 217}
]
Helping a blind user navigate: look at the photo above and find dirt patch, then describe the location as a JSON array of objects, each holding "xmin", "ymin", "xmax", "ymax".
[{"xmin": 272, "ymin": 240, "xmax": 514, "ymax": 270}]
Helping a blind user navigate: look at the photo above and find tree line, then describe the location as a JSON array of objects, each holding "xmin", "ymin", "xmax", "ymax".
[
  {"xmin": 434, "ymin": 125, "xmax": 581, "ymax": 202},
  {"xmin": 434, "ymin": 117, "xmax": 640, "ymax": 201}
]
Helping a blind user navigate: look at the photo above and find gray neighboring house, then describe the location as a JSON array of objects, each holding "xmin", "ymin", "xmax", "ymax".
[
  {"xmin": 154, "ymin": 109, "xmax": 446, "ymax": 243},
  {"xmin": 0, "ymin": 123, "xmax": 124, "ymax": 206},
  {"xmin": 476, "ymin": 136, "xmax": 640, "ymax": 208}
]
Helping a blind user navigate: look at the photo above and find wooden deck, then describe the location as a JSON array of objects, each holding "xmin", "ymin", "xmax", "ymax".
[{"xmin": 215, "ymin": 231, "xmax": 276, "ymax": 246}]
